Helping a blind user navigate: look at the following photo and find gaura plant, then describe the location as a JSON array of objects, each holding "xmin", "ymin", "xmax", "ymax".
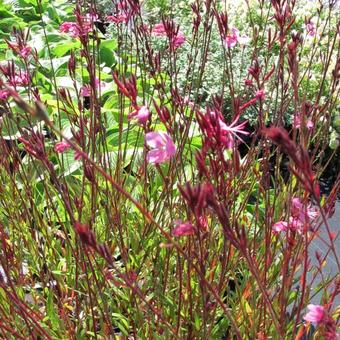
[{"xmin": 0, "ymin": 0, "xmax": 339, "ymax": 338}]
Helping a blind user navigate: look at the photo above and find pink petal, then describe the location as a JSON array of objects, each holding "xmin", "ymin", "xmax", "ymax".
[{"xmin": 147, "ymin": 149, "xmax": 168, "ymax": 164}]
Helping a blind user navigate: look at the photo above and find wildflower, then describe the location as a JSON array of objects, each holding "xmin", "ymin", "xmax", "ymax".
[
  {"xmin": 172, "ymin": 30, "xmax": 186, "ymax": 48},
  {"xmin": 107, "ymin": 14, "xmax": 128, "ymax": 24},
  {"xmin": 60, "ymin": 15, "xmax": 92, "ymax": 39},
  {"xmin": 151, "ymin": 23, "xmax": 186, "ymax": 49},
  {"xmin": 272, "ymin": 198, "xmax": 318, "ymax": 234},
  {"xmin": 54, "ymin": 141, "xmax": 71, "ymax": 153},
  {"xmin": 145, "ymin": 131, "xmax": 176, "ymax": 164},
  {"xmin": 151, "ymin": 23, "xmax": 166, "ymax": 36},
  {"xmin": 0, "ymin": 90, "xmax": 10, "ymax": 101},
  {"xmin": 6, "ymin": 41, "xmax": 31, "ymax": 59},
  {"xmin": 294, "ymin": 115, "xmax": 314, "ymax": 129},
  {"xmin": 80, "ymin": 85, "xmax": 91, "ymax": 97},
  {"xmin": 224, "ymin": 34, "xmax": 238, "ymax": 48},
  {"xmin": 8, "ymin": 71, "xmax": 30, "ymax": 87},
  {"xmin": 128, "ymin": 105, "xmax": 150, "ymax": 124},
  {"xmin": 272, "ymin": 221, "xmax": 288, "ymax": 232},
  {"xmin": 19, "ymin": 46, "xmax": 32, "ymax": 59},
  {"xmin": 305, "ymin": 21, "xmax": 316, "ymax": 37},
  {"xmin": 291, "ymin": 198, "xmax": 318, "ymax": 225},
  {"xmin": 224, "ymin": 27, "xmax": 250, "ymax": 48},
  {"xmin": 172, "ymin": 221, "xmax": 195, "ymax": 237},
  {"xmin": 219, "ymin": 115, "xmax": 249, "ymax": 138},
  {"xmin": 255, "ymin": 89, "xmax": 265, "ymax": 100},
  {"xmin": 303, "ymin": 304, "xmax": 325, "ymax": 323},
  {"xmin": 60, "ymin": 22, "xmax": 80, "ymax": 38},
  {"xmin": 209, "ymin": 111, "xmax": 248, "ymax": 148},
  {"xmin": 80, "ymin": 79, "xmax": 106, "ymax": 97}
]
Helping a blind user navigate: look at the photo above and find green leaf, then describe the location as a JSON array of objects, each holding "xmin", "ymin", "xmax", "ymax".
[
  {"xmin": 53, "ymin": 40, "xmax": 81, "ymax": 57},
  {"xmin": 99, "ymin": 39, "xmax": 117, "ymax": 67}
]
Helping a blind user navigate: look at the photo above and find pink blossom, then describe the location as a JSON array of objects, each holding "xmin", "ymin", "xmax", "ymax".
[
  {"xmin": 9, "ymin": 72, "xmax": 30, "ymax": 87},
  {"xmin": 172, "ymin": 221, "xmax": 195, "ymax": 237},
  {"xmin": 291, "ymin": 198, "xmax": 318, "ymax": 224},
  {"xmin": 272, "ymin": 221, "xmax": 288, "ymax": 233},
  {"xmin": 54, "ymin": 141, "xmax": 71, "ymax": 153},
  {"xmin": 60, "ymin": 22, "xmax": 80, "ymax": 38},
  {"xmin": 145, "ymin": 131, "xmax": 176, "ymax": 164},
  {"xmin": 172, "ymin": 30, "xmax": 186, "ymax": 48},
  {"xmin": 19, "ymin": 46, "xmax": 32, "ymax": 59},
  {"xmin": 303, "ymin": 304, "xmax": 325, "ymax": 323},
  {"xmin": 0, "ymin": 90, "xmax": 10, "ymax": 101},
  {"xmin": 218, "ymin": 115, "xmax": 249, "ymax": 138},
  {"xmin": 224, "ymin": 27, "xmax": 251, "ymax": 48},
  {"xmin": 151, "ymin": 23, "xmax": 166, "ymax": 36},
  {"xmin": 80, "ymin": 79, "xmax": 106, "ymax": 97},
  {"xmin": 294, "ymin": 115, "xmax": 314, "ymax": 129},
  {"xmin": 107, "ymin": 14, "xmax": 128, "ymax": 24},
  {"xmin": 80, "ymin": 85, "xmax": 91, "ymax": 97},
  {"xmin": 255, "ymin": 89, "xmax": 265, "ymax": 100},
  {"xmin": 85, "ymin": 13, "xmax": 98, "ymax": 22},
  {"xmin": 305, "ymin": 22, "xmax": 316, "ymax": 37},
  {"xmin": 273, "ymin": 198, "xmax": 319, "ymax": 234},
  {"xmin": 152, "ymin": 23, "xmax": 186, "ymax": 49},
  {"xmin": 6, "ymin": 42, "xmax": 31, "ymax": 59},
  {"xmin": 224, "ymin": 34, "xmax": 238, "ymax": 48},
  {"xmin": 128, "ymin": 105, "xmax": 150, "ymax": 124}
]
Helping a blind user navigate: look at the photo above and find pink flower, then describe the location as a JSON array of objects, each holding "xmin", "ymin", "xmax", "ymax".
[
  {"xmin": 208, "ymin": 111, "xmax": 248, "ymax": 149},
  {"xmin": 80, "ymin": 79, "xmax": 106, "ymax": 97},
  {"xmin": 128, "ymin": 105, "xmax": 150, "ymax": 124},
  {"xmin": 294, "ymin": 115, "xmax": 314, "ymax": 129},
  {"xmin": 152, "ymin": 23, "xmax": 186, "ymax": 49},
  {"xmin": 0, "ymin": 90, "xmax": 10, "ymax": 101},
  {"xmin": 80, "ymin": 85, "xmax": 91, "ymax": 97},
  {"xmin": 172, "ymin": 221, "xmax": 195, "ymax": 237},
  {"xmin": 6, "ymin": 42, "xmax": 31, "ymax": 59},
  {"xmin": 172, "ymin": 30, "xmax": 186, "ymax": 48},
  {"xmin": 145, "ymin": 131, "xmax": 176, "ymax": 164},
  {"xmin": 291, "ymin": 198, "xmax": 318, "ymax": 224},
  {"xmin": 9, "ymin": 72, "xmax": 30, "ymax": 87},
  {"xmin": 224, "ymin": 27, "xmax": 251, "ymax": 48},
  {"xmin": 255, "ymin": 89, "xmax": 265, "ymax": 100},
  {"xmin": 151, "ymin": 23, "xmax": 166, "ymax": 36},
  {"xmin": 273, "ymin": 198, "xmax": 319, "ymax": 234},
  {"xmin": 218, "ymin": 115, "xmax": 249, "ymax": 137},
  {"xmin": 224, "ymin": 34, "xmax": 238, "ymax": 48},
  {"xmin": 107, "ymin": 14, "xmax": 128, "ymax": 24},
  {"xmin": 305, "ymin": 22, "xmax": 316, "ymax": 37},
  {"xmin": 303, "ymin": 304, "xmax": 325, "ymax": 323},
  {"xmin": 272, "ymin": 221, "xmax": 288, "ymax": 232},
  {"xmin": 19, "ymin": 46, "xmax": 32, "ymax": 59},
  {"xmin": 60, "ymin": 22, "xmax": 80, "ymax": 38},
  {"xmin": 54, "ymin": 141, "xmax": 71, "ymax": 153}
]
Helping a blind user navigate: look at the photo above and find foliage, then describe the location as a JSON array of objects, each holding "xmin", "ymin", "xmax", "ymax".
[{"xmin": 0, "ymin": 0, "xmax": 339, "ymax": 338}]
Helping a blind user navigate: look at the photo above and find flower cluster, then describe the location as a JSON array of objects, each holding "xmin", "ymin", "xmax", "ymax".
[
  {"xmin": 272, "ymin": 198, "xmax": 318, "ymax": 233},
  {"xmin": 224, "ymin": 27, "xmax": 251, "ymax": 49},
  {"xmin": 151, "ymin": 22, "xmax": 186, "ymax": 49}
]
